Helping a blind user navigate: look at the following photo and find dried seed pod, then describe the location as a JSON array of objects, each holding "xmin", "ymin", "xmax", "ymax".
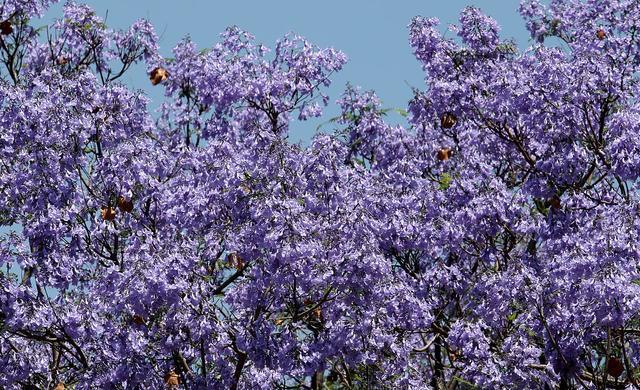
[
  {"xmin": 436, "ymin": 147, "xmax": 453, "ymax": 161},
  {"xmin": 440, "ymin": 112, "xmax": 457, "ymax": 129},
  {"xmin": 546, "ymin": 196, "xmax": 561, "ymax": 210},
  {"xmin": 596, "ymin": 29, "xmax": 606, "ymax": 40},
  {"xmin": 164, "ymin": 371, "xmax": 180, "ymax": 387},
  {"xmin": 606, "ymin": 356, "xmax": 624, "ymax": 378},
  {"xmin": 132, "ymin": 314, "xmax": 146, "ymax": 326},
  {"xmin": 53, "ymin": 383, "xmax": 65, "ymax": 390},
  {"xmin": 313, "ymin": 307, "xmax": 322, "ymax": 320},
  {"xmin": 101, "ymin": 206, "xmax": 116, "ymax": 221},
  {"xmin": 117, "ymin": 196, "xmax": 134, "ymax": 213},
  {"xmin": 0, "ymin": 21, "xmax": 13, "ymax": 35},
  {"xmin": 228, "ymin": 253, "xmax": 244, "ymax": 270},
  {"xmin": 150, "ymin": 67, "xmax": 168, "ymax": 85}
]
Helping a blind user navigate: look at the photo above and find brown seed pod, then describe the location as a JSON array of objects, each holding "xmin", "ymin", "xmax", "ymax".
[
  {"xmin": 132, "ymin": 314, "xmax": 146, "ymax": 326},
  {"xmin": 440, "ymin": 112, "xmax": 457, "ymax": 129},
  {"xmin": 546, "ymin": 196, "xmax": 561, "ymax": 210},
  {"xmin": 53, "ymin": 383, "xmax": 65, "ymax": 390},
  {"xmin": 606, "ymin": 356, "xmax": 624, "ymax": 378},
  {"xmin": 101, "ymin": 206, "xmax": 116, "ymax": 221},
  {"xmin": 117, "ymin": 196, "xmax": 134, "ymax": 213},
  {"xmin": 436, "ymin": 147, "xmax": 453, "ymax": 161},
  {"xmin": 0, "ymin": 21, "xmax": 13, "ymax": 35},
  {"xmin": 164, "ymin": 371, "xmax": 180, "ymax": 387},
  {"xmin": 228, "ymin": 253, "xmax": 244, "ymax": 270},
  {"xmin": 313, "ymin": 307, "xmax": 322, "ymax": 321},
  {"xmin": 56, "ymin": 55, "xmax": 69, "ymax": 65},
  {"xmin": 596, "ymin": 29, "xmax": 606, "ymax": 40},
  {"xmin": 150, "ymin": 67, "xmax": 168, "ymax": 85}
]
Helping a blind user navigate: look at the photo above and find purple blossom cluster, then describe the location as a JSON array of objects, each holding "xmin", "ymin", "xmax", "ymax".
[{"xmin": 1, "ymin": 0, "xmax": 640, "ymax": 388}]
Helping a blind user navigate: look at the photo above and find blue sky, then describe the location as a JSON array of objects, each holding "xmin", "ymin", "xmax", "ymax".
[{"xmin": 41, "ymin": 1, "xmax": 534, "ymax": 142}]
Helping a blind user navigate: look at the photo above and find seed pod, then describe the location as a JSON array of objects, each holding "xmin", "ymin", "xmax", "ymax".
[
  {"xmin": 313, "ymin": 307, "xmax": 322, "ymax": 321},
  {"xmin": 56, "ymin": 55, "xmax": 69, "ymax": 65},
  {"xmin": 164, "ymin": 371, "xmax": 180, "ymax": 387},
  {"xmin": 228, "ymin": 253, "xmax": 244, "ymax": 270},
  {"xmin": 150, "ymin": 67, "xmax": 168, "ymax": 85},
  {"xmin": 440, "ymin": 112, "xmax": 457, "ymax": 129},
  {"xmin": 546, "ymin": 196, "xmax": 561, "ymax": 210},
  {"xmin": 117, "ymin": 196, "xmax": 134, "ymax": 213},
  {"xmin": 606, "ymin": 356, "xmax": 624, "ymax": 378},
  {"xmin": 101, "ymin": 206, "xmax": 116, "ymax": 221},
  {"xmin": 0, "ymin": 21, "xmax": 13, "ymax": 35},
  {"xmin": 596, "ymin": 29, "xmax": 606, "ymax": 40},
  {"xmin": 132, "ymin": 314, "xmax": 146, "ymax": 326},
  {"xmin": 53, "ymin": 383, "xmax": 65, "ymax": 390},
  {"xmin": 436, "ymin": 147, "xmax": 453, "ymax": 161}
]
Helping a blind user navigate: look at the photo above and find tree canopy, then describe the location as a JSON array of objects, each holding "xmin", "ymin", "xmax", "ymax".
[{"xmin": 1, "ymin": 0, "xmax": 640, "ymax": 388}]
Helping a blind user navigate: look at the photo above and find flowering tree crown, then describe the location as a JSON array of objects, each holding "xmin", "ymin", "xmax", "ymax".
[{"xmin": 1, "ymin": 0, "xmax": 640, "ymax": 389}]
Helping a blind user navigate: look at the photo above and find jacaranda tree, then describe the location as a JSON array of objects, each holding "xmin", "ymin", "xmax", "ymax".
[{"xmin": 1, "ymin": 0, "xmax": 640, "ymax": 388}]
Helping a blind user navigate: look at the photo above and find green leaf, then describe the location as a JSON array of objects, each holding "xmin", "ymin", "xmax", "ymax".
[
  {"xmin": 438, "ymin": 172, "xmax": 453, "ymax": 190},
  {"xmin": 395, "ymin": 108, "xmax": 408, "ymax": 117}
]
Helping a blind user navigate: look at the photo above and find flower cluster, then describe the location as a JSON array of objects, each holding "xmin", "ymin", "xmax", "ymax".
[{"xmin": 1, "ymin": 0, "xmax": 640, "ymax": 389}]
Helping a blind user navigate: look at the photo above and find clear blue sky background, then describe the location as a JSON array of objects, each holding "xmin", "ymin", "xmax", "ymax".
[{"xmin": 41, "ymin": 1, "xmax": 534, "ymax": 143}]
